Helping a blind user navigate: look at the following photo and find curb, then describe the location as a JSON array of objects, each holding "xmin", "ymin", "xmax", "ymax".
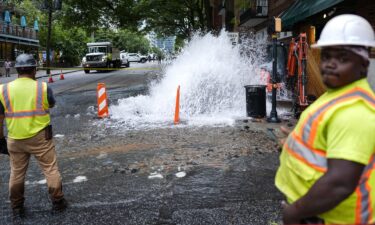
[{"xmin": 36, "ymin": 70, "xmax": 81, "ymax": 80}]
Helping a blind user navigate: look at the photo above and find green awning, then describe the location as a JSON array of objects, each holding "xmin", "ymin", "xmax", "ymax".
[{"xmin": 281, "ymin": 0, "xmax": 345, "ymax": 28}]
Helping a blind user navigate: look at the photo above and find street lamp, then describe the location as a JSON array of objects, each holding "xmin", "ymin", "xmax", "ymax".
[
  {"xmin": 267, "ymin": 18, "xmax": 281, "ymax": 123},
  {"xmin": 44, "ymin": 0, "xmax": 62, "ymax": 76}
]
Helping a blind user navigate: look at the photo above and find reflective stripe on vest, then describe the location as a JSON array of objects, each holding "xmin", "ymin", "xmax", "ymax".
[
  {"xmin": 285, "ymin": 134, "xmax": 327, "ymax": 172},
  {"xmin": 301, "ymin": 88, "xmax": 375, "ymax": 146},
  {"xmin": 2, "ymin": 82, "xmax": 49, "ymax": 118},
  {"xmin": 356, "ymin": 155, "xmax": 375, "ymax": 224}
]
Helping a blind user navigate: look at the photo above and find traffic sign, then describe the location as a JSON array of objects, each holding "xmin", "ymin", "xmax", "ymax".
[{"xmin": 227, "ymin": 32, "xmax": 239, "ymax": 45}]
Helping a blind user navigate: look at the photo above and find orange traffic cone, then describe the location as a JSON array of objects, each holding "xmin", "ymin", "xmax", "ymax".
[
  {"xmin": 174, "ymin": 85, "xmax": 180, "ymax": 125},
  {"xmin": 60, "ymin": 70, "xmax": 65, "ymax": 80},
  {"xmin": 48, "ymin": 75, "xmax": 54, "ymax": 83},
  {"xmin": 97, "ymin": 83, "xmax": 109, "ymax": 118}
]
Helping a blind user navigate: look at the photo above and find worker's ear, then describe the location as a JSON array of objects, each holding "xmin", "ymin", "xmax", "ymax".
[{"xmin": 360, "ymin": 58, "xmax": 369, "ymax": 77}]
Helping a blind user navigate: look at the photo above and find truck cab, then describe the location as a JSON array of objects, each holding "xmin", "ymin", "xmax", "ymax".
[{"xmin": 82, "ymin": 42, "xmax": 122, "ymax": 73}]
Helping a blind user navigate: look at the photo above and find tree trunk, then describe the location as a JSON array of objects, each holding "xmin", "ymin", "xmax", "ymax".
[{"xmin": 203, "ymin": 0, "xmax": 213, "ymax": 30}]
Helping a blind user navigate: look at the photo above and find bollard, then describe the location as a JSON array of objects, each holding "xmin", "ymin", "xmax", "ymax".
[{"xmin": 174, "ymin": 85, "xmax": 180, "ymax": 124}]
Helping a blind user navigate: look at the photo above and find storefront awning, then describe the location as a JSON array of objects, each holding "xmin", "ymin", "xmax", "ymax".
[{"xmin": 281, "ymin": 0, "xmax": 344, "ymax": 28}]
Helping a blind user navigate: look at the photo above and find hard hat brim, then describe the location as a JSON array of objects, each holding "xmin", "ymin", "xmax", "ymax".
[{"xmin": 312, "ymin": 41, "xmax": 375, "ymax": 48}]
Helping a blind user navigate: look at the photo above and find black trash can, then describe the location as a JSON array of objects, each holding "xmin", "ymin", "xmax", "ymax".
[{"xmin": 244, "ymin": 85, "xmax": 266, "ymax": 118}]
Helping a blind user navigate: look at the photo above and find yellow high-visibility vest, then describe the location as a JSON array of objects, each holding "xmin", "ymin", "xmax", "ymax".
[
  {"xmin": 0, "ymin": 78, "xmax": 50, "ymax": 139},
  {"xmin": 275, "ymin": 78, "xmax": 375, "ymax": 224}
]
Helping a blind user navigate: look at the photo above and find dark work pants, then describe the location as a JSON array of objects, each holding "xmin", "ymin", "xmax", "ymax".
[{"xmin": 301, "ymin": 216, "xmax": 325, "ymax": 224}]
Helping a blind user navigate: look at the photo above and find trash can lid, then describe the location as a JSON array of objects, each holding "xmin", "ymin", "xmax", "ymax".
[{"xmin": 244, "ymin": 85, "xmax": 267, "ymax": 88}]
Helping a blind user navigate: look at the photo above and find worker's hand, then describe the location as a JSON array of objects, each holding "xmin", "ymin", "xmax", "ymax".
[
  {"xmin": 281, "ymin": 201, "xmax": 301, "ymax": 224},
  {"xmin": 279, "ymin": 126, "xmax": 291, "ymax": 146}
]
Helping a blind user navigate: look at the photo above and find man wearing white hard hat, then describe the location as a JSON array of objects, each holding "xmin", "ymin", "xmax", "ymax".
[{"xmin": 275, "ymin": 14, "xmax": 375, "ymax": 224}]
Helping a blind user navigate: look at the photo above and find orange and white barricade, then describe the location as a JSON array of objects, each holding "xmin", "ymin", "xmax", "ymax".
[{"xmin": 97, "ymin": 83, "xmax": 109, "ymax": 118}]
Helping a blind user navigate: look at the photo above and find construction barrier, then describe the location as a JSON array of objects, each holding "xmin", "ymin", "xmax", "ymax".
[
  {"xmin": 97, "ymin": 83, "xmax": 109, "ymax": 118},
  {"xmin": 174, "ymin": 85, "xmax": 180, "ymax": 125}
]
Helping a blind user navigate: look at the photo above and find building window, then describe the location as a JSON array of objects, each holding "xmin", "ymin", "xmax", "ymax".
[{"xmin": 256, "ymin": 0, "xmax": 268, "ymax": 16}]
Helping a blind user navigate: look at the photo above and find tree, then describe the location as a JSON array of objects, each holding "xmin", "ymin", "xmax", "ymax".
[
  {"xmin": 53, "ymin": 25, "xmax": 90, "ymax": 66},
  {"xmin": 94, "ymin": 29, "xmax": 151, "ymax": 55},
  {"xmin": 138, "ymin": 0, "xmax": 214, "ymax": 40},
  {"xmin": 10, "ymin": 0, "xmax": 217, "ymax": 60},
  {"xmin": 60, "ymin": 0, "xmax": 213, "ymax": 39},
  {"xmin": 61, "ymin": 0, "xmax": 141, "ymax": 32}
]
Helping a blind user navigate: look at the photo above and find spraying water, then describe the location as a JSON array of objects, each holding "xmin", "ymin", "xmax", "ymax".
[{"xmin": 109, "ymin": 31, "xmax": 267, "ymax": 129}]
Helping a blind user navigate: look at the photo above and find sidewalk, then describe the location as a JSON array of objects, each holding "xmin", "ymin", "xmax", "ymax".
[
  {"xmin": 35, "ymin": 67, "xmax": 82, "ymax": 79},
  {"xmin": 0, "ymin": 67, "xmax": 81, "ymax": 83}
]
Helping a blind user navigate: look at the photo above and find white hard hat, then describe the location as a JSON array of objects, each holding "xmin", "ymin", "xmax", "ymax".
[{"xmin": 312, "ymin": 14, "xmax": 375, "ymax": 48}]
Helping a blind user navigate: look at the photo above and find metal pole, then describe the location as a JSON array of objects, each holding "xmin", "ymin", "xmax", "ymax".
[
  {"xmin": 46, "ymin": 0, "xmax": 52, "ymax": 75},
  {"xmin": 267, "ymin": 34, "xmax": 280, "ymax": 123}
]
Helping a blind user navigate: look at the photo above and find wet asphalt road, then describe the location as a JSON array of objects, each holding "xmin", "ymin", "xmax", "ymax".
[{"xmin": 0, "ymin": 62, "xmax": 287, "ymax": 225}]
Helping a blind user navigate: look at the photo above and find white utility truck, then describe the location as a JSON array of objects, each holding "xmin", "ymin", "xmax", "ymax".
[{"xmin": 82, "ymin": 42, "xmax": 122, "ymax": 73}]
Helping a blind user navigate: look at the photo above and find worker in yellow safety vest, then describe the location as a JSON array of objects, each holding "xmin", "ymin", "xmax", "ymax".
[
  {"xmin": 0, "ymin": 54, "xmax": 67, "ymax": 220},
  {"xmin": 275, "ymin": 14, "xmax": 375, "ymax": 224}
]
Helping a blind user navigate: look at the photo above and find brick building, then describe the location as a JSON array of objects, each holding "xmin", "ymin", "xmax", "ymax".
[{"xmin": 210, "ymin": 0, "xmax": 236, "ymax": 32}]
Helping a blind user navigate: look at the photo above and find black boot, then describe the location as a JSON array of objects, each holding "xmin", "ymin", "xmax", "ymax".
[
  {"xmin": 52, "ymin": 198, "xmax": 68, "ymax": 212},
  {"xmin": 12, "ymin": 206, "xmax": 25, "ymax": 220}
]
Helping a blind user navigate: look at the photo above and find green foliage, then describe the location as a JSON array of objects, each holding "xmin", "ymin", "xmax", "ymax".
[
  {"xmin": 93, "ymin": 29, "xmax": 151, "ymax": 55},
  {"xmin": 9, "ymin": 0, "xmax": 43, "ymax": 26},
  {"xmin": 9, "ymin": 0, "xmax": 218, "ymax": 61},
  {"xmin": 61, "ymin": 0, "xmax": 140, "ymax": 32},
  {"xmin": 174, "ymin": 37, "xmax": 185, "ymax": 52},
  {"xmin": 152, "ymin": 46, "xmax": 164, "ymax": 60},
  {"xmin": 37, "ymin": 23, "xmax": 89, "ymax": 66},
  {"xmin": 53, "ymin": 25, "xmax": 90, "ymax": 66},
  {"xmin": 151, "ymin": 46, "xmax": 165, "ymax": 58},
  {"xmin": 138, "ymin": 0, "xmax": 212, "ymax": 40},
  {"xmin": 235, "ymin": 0, "xmax": 252, "ymax": 11}
]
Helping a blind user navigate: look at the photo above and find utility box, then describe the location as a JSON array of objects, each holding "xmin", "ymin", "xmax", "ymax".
[{"xmin": 275, "ymin": 18, "xmax": 282, "ymax": 32}]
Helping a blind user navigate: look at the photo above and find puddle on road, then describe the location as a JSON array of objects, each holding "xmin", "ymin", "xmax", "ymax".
[{"xmin": 73, "ymin": 176, "xmax": 88, "ymax": 183}]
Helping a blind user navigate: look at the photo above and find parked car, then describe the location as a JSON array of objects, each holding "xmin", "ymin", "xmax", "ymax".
[
  {"xmin": 126, "ymin": 53, "xmax": 148, "ymax": 63},
  {"xmin": 120, "ymin": 53, "xmax": 130, "ymax": 67}
]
